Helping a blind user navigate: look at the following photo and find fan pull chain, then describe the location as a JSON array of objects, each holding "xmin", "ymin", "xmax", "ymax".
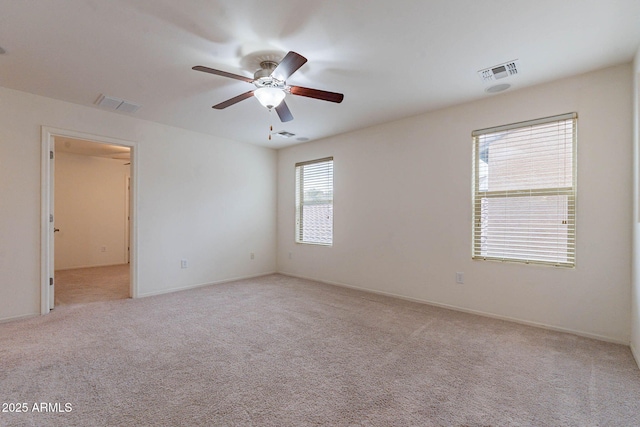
[{"xmin": 268, "ymin": 110, "xmax": 273, "ymax": 140}]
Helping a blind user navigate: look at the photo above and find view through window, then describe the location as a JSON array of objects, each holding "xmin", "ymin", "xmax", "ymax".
[
  {"xmin": 295, "ymin": 157, "xmax": 334, "ymax": 245},
  {"xmin": 472, "ymin": 113, "xmax": 577, "ymax": 267}
]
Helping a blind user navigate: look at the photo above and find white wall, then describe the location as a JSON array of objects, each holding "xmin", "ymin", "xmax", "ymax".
[
  {"xmin": 1, "ymin": 63, "xmax": 634, "ymax": 346},
  {"xmin": 0, "ymin": 86, "xmax": 277, "ymax": 321},
  {"xmin": 54, "ymin": 151, "xmax": 129, "ymax": 270},
  {"xmin": 632, "ymin": 48, "xmax": 640, "ymax": 364},
  {"xmin": 278, "ymin": 64, "xmax": 633, "ymax": 343}
]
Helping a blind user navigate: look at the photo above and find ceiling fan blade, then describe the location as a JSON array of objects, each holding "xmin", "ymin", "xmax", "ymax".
[
  {"xmin": 193, "ymin": 65, "xmax": 254, "ymax": 83},
  {"xmin": 212, "ymin": 91, "xmax": 254, "ymax": 109},
  {"xmin": 275, "ymin": 100, "xmax": 293, "ymax": 122},
  {"xmin": 290, "ymin": 86, "xmax": 344, "ymax": 103},
  {"xmin": 271, "ymin": 51, "xmax": 307, "ymax": 81}
]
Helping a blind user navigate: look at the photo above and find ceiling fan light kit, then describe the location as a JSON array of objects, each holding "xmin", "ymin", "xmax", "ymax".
[
  {"xmin": 254, "ymin": 87, "xmax": 286, "ymax": 109},
  {"xmin": 193, "ymin": 51, "xmax": 344, "ymax": 123}
]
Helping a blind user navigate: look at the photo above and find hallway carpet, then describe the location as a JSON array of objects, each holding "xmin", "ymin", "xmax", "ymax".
[{"xmin": 54, "ymin": 264, "xmax": 129, "ymax": 306}]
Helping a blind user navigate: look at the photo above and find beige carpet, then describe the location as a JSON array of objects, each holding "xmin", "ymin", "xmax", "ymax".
[
  {"xmin": 54, "ymin": 264, "xmax": 130, "ymax": 306},
  {"xmin": 1, "ymin": 274, "xmax": 639, "ymax": 426}
]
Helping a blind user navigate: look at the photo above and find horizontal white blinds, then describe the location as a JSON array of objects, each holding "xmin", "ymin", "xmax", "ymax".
[
  {"xmin": 472, "ymin": 114, "xmax": 577, "ymax": 267},
  {"xmin": 295, "ymin": 157, "xmax": 333, "ymax": 245}
]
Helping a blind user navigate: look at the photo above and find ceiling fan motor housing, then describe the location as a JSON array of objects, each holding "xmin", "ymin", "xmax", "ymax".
[{"xmin": 254, "ymin": 61, "xmax": 286, "ymax": 89}]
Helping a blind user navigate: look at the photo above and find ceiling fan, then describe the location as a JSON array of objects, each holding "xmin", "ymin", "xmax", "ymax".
[{"xmin": 193, "ymin": 51, "xmax": 344, "ymax": 122}]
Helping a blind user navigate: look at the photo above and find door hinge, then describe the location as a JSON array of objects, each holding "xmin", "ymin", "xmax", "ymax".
[
  {"xmin": 49, "ymin": 214, "xmax": 54, "ymax": 223},
  {"xmin": 50, "ymin": 150, "xmax": 54, "ymax": 160},
  {"xmin": 49, "ymin": 277, "xmax": 54, "ymax": 286}
]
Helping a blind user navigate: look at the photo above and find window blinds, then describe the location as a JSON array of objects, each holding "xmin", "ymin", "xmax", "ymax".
[
  {"xmin": 295, "ymin": 157, "xmax": 334, "ymax": 245},
  {"xmin": 472, "ymin": 113, "xmax": 577, "ymax": 267}
]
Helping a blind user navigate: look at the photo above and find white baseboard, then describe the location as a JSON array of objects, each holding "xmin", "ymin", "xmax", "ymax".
[
  {"xmin": 137, "ymin": 271, "xmax": 277, "ymax": 298},
  {"xmin": 279, "ymin": 272, "xmax": 629, "ymax": 346}
]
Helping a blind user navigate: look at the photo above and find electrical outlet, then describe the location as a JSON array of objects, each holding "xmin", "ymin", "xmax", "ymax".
[
  {"xmin": 250, "ymin": 252, "xmax": 255, "ymax": 260},
  {"xmin": 456, "ymin": 272, "xmax": 464, "ymax": 284},
  {"xmin": 181, "ymin": 259, "xmax": 188, "ymax": 269}
]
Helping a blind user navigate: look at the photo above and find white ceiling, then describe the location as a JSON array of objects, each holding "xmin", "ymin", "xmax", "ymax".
[{"xmin": 1, "ymin": 1, "xmax": 639, "ymax": 149}]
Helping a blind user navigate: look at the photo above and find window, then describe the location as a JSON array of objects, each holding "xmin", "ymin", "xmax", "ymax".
[
  {"xmin": 295, "ymin": 157, "xmax": 333, "ymax": 245},
  {"xmin": 472, "ymin": 113, "xmax": 577, "ymax": 267}
]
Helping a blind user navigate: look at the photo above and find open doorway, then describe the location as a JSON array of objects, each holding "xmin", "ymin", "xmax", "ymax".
[
  {"xmin": 53, "ymin": 137, "xmax": 131, "ymax": 306},
  {"xmin": 41, "ymin": 127, "xmax": 137, "ymax": 314}
]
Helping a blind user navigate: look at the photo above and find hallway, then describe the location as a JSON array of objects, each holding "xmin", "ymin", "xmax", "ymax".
[{"xmin": 54, "ymin": 264, "xmax": 129, "ymax": 306}]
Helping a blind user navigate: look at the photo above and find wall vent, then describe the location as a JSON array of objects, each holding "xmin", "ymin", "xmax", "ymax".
[
  {"xmin": 478, "ymin": 60, "xmax": 520, "ymax": 82},
  {"xmin": 95, "ymin": 94, "xmax": 141, "ymax": 113}
]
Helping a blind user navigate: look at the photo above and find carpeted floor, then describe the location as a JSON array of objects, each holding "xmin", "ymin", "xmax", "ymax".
[
  {"xmin": 54, "ymin": 264, "xmax": 130, "ymax": 306},
  {"xmin": 1, "ymin": 274, "xmax": 639, "ymax": 426}
]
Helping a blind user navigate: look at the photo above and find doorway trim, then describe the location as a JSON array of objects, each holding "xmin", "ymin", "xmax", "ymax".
[{"xmin": 41, "ymin": 126, "xmax": 138, "ymax": 314}]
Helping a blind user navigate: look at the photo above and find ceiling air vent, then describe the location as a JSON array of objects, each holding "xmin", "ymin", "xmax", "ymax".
[
  {"xmin": 478, "ymin": 60, "xmax": 520, "ymax": 82},
  {"xmin": 95, "ymin": 94, "xmax": 141, "ymax": 113},
  {"xmin": 274, "ymin": 131, "xmax": 296, "ymax": 138}
]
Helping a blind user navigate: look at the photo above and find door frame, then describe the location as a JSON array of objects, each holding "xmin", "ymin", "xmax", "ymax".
[{"xmin": 40, "ymin": 126, "xmax": 138, "ymax": 314}]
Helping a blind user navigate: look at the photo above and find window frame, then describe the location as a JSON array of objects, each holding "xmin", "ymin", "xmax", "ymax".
[
  {"xmin": 471, "ymin": 113, "xmax": 577, "ymax": 267},
  {"xmin": 295, "ymin": 156, "xmax": 334, "ymax": 246}
]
